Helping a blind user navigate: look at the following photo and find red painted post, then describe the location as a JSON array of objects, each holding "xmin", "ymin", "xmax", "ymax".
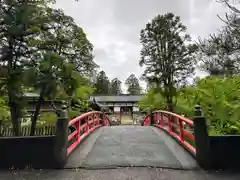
[
  {"xmin": 154, "ymin": 112, "xmax": 158, "ymax": 125},
  {"xmin": 86, "ymin": 117, "xmax": 89, "ymax": 133},
  {"xmin": 93, "ymin": 113, "xmax": 95, "ymax": 128},
  {"xmin": 168, "ymin": 114, "xmax": 172, "ymax": 132},
  {"xmin": 103, "ymin": 113, "xmax": 107, "ymax": 125},
  {"xmin": 178, "ymin": 118, "xmax": 184, "ymax": 142},
  {"xmin": 98, "ymin": 113, "xmax": 101, "ymax": 125},
  {"xmin": 149, "ymin": 109, "xmax": 154, "ymax": 125},
  {"xmin": 99, "ymin": 112, "xmax": 104, "ymax": 125},
  {"xmin": 160, "ymin": 112, "xmax": 164, "ymax": 127},
  {"xmin": 75, "ymin": 120, "xmax": 80, "ymax": 144}
]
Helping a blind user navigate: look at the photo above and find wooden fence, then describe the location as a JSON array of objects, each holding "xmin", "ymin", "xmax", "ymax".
[{"xmin": 0, "ymin": 124, "xmax": 56, "ymax": 137}]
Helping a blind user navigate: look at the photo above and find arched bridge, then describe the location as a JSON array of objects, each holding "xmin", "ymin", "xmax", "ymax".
[
  {"xmin": 2, "ymin": 105, "xmax": 240, "ymax": 174},
  {"xmin": 65, "ymin": 109, "xmax": 198, "ymax": 170},
  {"xmin": 2, "ymin": 106, "xmax": 240, "ymax": 179}
]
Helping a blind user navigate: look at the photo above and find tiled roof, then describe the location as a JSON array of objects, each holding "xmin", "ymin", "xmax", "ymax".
[
  {"xmin": 23, "ymin": 92, "xmax": 40, "ymax": 97},
  {"xmin": 89, "ymin": 95, "xmax": 142, "ymax": 102},
  {"xmin": 23, "ymin": 92, "xmax": 143, "ymax": 102}
]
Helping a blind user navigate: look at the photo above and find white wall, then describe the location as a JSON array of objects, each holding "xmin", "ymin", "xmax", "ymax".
[
  {"xmin": 114, "ymin": 107, "xmax": 120, "ymax": 112},
  {"xmin": 133, "ymin": 107, "xmax": 139, "ymax": 112}
]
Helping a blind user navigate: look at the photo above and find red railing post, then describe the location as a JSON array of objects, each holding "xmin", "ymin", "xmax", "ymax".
[
  {"xmin": 99, "ymin": 112, "xmax": 104, "ymax": 125},
  {"xmin": 93, "ymin": 113, "xmax": 95, "ymax": 128},
  {"xmin": 86, "ymin": 117, "xmax": 89, "ymax": 133},
  {"xmin": 75, "ymin": 120, "xmax": 80, "ymax": 143},
  {"xmin": 178, "ymin": 118, "xmax": 184, "ymax": 142},
  {"xmin": 149, "ymin": 110, "xmax": 154, "ymax": 125},
  {"xmin": 154, "ymin": 112, "xmax": 158, "ymax": 125},
  {"xmin": 160, "ymin": 112, "xmax": 164, "ymax": 127},
  {"xmin": 168, "ymin": 114, "xmax": 172, "ymax": 132},
  {"xmin": 98, "ymin": 113, "xmax": 100, "ymax": 125},
  {"xmin": 103, "ymin": 113, "xmax": 106, "ymax": 125}
]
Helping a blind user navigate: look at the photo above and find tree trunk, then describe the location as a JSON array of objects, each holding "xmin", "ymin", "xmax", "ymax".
[
  {"xmin": 166, "ymin": 97, "xmax": 174, "ymax": 112},
  {"xmin": 6, "ymin": 46, "xmax": 21, "ymax": 136},
  {"xmin": 8, "ymin": 89, "xmax": 21, "ymax": 136},
  {"xmin": 10, "ymin": 103, "xmax": 21, "ymax": 136},
  {"xmin": 30, "ymin": 88, "xmax": 45, "ymax": 136}
]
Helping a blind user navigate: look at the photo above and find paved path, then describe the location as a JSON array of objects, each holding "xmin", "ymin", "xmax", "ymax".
[
  {"xmin": 1, "ymin": 167, "xmax": 240, "ymax": 180},
  {"xmin": 66, "ymin": 126, "xmax": 198, "ymax": 169}
]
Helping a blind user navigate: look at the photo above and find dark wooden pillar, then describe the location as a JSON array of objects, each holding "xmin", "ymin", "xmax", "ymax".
[
  {"xmin": 193, "ymin": 105, "xmax": 212, "ymax": 169},
  {"xmin": 54, "ymin": 104, "xmax": 69, "ymax": 168}
]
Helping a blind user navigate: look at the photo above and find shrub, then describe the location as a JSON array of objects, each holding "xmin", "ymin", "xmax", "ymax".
[{"xmin": 138, "ymin": 75, "xmax": 240, "ymax": 135}]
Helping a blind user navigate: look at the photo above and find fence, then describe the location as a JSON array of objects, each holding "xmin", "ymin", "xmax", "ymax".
[{"xmin": 0, "ymin": 124, "xmax": 56, "ymax": 137}]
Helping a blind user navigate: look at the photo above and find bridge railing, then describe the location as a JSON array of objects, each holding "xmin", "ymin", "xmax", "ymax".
[
  {"xmin": 67, "ymin": 111, "xmax": 110, "ymax": 155},
  {"xmin": 143, "ymin": 110, "xmax": 195, "ymax": 154}
]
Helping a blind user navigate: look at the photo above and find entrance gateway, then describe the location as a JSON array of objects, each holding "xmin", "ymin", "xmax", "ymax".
[{"xmin": 89, "ymin": 95, "xmax": 142, "ymax": 124}]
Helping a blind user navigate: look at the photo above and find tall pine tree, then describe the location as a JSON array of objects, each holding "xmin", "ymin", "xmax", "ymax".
[
  {"xmin": 110, "ymin": 78, "xmax": 122, "ymax": 95},
  {"xmin": 125, "ymin": 74, "xmax": 141, "ymax": 95},
  {"xmin": 140, "ymin": 13, "xmax": 197, "ymax": 111},
  {"xmin": 94, "ymin": 71, "xmax": 110, "ymax": 94}
]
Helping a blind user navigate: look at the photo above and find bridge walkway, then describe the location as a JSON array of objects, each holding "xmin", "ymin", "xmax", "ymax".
[{"xmin": 66, "ymin": 126, "xmax": 198, "ymax": 169}]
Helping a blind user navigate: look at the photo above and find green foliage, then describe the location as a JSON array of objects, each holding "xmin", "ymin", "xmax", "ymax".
[
  {"xmin": 0, "ymin": 97, "xmax": 10, "ymax": 122},
  {"xmin": 38, "ymin": 112, "xmax": 57, "ymax": 124},
  {"xmin": 0, "ymin": 0, "xmax": 56, "ymax": 135},
  {"xmin": 197, "ymin": 28, "xmax": 240, "ymax": 76},
  {"xmin": 94, "ymin": 71, "xmax": 110, "ymax": 94},
  {"xmin": 138, "ymin": 88, "xmax": 166, "ymax": 112},
  {"xmin": 72, "ymin": 86, "xmax": 94, "ymax": 109},
  {"xmin": 68, "ymin": 109, "xmax": 82, "ymax": 120},
  {"xmin": 0, "ymin": 0, "xmax": 97, "ymax": 135},
  {"xmin": 140, "ymin": 75, "xmax": 240, "ymax": 135},
  {"xmin": 139, "ymin": 12, "xmax": 197, "ymax": 111},
  {"xmin": 110, "ymin": 78, "xmax": 122, "ymax": 95},
  {"xmin": 125, "ymin": 74, "xmax": 141, "ymax": 95}
]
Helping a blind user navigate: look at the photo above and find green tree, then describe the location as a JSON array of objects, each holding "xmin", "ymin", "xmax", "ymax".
[
  {"xmin": 0, "ymin": 0, "xmax": 97, "ymax": 135},
  {"xmin": 110, "ymin": 78, "xmax": 122, "ymax": 95},
  {"xmin": 0, "ymin": 0, "xmax": 55, "ymax": 135},
  {"xmin": 94, "ymin": 71, "xmax": 110, "ymax": 94},
  {"xmin": 198, "ymin": 28, "xmax": 240, "ymax": 76},
  {"xmin": 139, "ymin": 13, "xmax": 197, "ymax": 111},
  {"xmin": 140, "ymin": 75, "xmax": 240, "ymax": 135},
  {"xmin": 69, "ymin": 85, "xmax": 94, "ymax": 118},
  {"xmin": 26, "ymin": 9, "xmax": 96, "ymax": 135},
  {"xmin": 177, "ymin": 76, "xmax": 240, "ymax": 135},
  {"xmin": 138, "ymin": 88, "xmax": 166, "ymax": 112},
  {"xmin": 125, "ymin": 74, "xmax": 141, "ymax": 95}
]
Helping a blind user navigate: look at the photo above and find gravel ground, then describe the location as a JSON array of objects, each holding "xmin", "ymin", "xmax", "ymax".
[
  {"xmin": 67, "ymin": 126, "xmax": 197, "ymax": 169},
  {"xmin": 1, "ymin": 167, "xmax": 240, "ymax": 180}
]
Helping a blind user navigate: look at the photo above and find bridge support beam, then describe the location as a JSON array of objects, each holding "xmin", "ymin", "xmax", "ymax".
[
  {"xmin": 193, "ymin": 105, "xmax": 212, "ymax": 169},
  {"xmin": 54, "ymin": 105, "xmax": 69, "ymax": 168}
]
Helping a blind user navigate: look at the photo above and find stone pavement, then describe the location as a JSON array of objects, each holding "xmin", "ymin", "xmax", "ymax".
[
  {"xmin": 1, "ymin": 167, "xmax": 240, "ymax": 180},
  {"xmin": 66, "ymin": 126, "xmax": 198, "ymax": 169}
]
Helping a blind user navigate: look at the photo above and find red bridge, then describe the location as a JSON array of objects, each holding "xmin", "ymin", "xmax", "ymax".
[
  {"xmin": 63, "ymin": 105, "xmax": 239, "ymax": 173},
  {"xmin": 1, "ymin": 106, "xmax": 240, "ymax": 179},
  {"xmin": 66, "ymin": 109, "xmax": 197, "ymax": 170},
  {"xmin": 65, "ymin": 111, "xmax": 198, "ymax": 169}
]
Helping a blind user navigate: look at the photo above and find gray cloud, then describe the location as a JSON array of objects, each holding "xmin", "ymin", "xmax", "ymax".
[{"xmin": 54, "ymin": 0, "xmax": 229, "ymax": 91}]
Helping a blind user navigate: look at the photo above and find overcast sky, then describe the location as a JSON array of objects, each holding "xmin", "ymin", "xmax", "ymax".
[{"xmin": 54, "ymin": 0, "xmax": 229, "ymax": 92}]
